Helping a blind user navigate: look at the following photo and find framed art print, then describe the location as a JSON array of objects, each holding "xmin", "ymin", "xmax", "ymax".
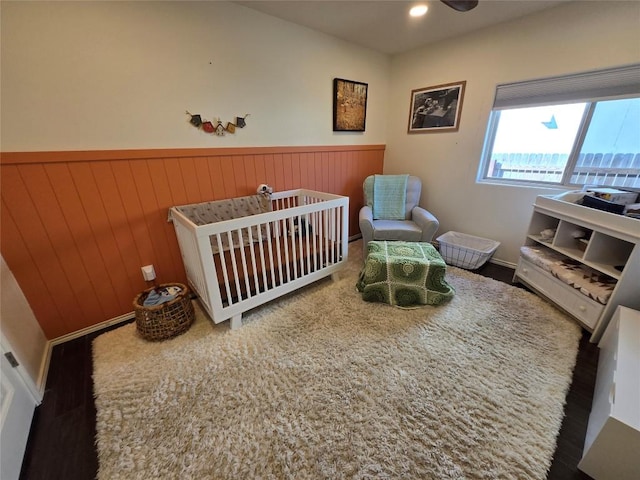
[
  {"xmin": 333, "ymin": 78, "xmax": 368, "ymax": 132},
  {"xmin": 408, "ymin": 81, "xmax": 466, "ymax": 133}
]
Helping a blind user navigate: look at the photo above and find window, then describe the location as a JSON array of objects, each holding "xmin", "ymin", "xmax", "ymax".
[{"xmin": 479, "ymin": 64, "xmax": 640, "ymax": 188}]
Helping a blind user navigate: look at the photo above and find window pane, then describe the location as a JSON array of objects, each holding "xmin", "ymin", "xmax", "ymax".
[
  {"xmin": 486, "ymin": 104, "xmax": 587, "ymax": 183},
  {"xmin": 571, "ymin": 98, "xmax": 640, "ymax": 188}
]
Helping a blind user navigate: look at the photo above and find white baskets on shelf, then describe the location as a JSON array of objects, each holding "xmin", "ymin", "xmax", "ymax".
[{"xmin": 436, "ymin": 231, "xmax": 500, "ymax": 270}]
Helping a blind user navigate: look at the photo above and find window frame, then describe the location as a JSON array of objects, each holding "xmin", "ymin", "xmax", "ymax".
[{"xmin": 477, "ymin": 64, "xmax": 640, "ymax": 188}]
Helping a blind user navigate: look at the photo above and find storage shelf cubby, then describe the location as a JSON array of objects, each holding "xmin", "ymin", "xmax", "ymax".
[
  {"xmin": 553, "ymin": 220, "xmax": 592, "ymax": 257},
  {"xmin": 526, "ymin": 212, "xmax": 559, "ymax": 240},
  {"xmin": 584, "ymin": 232, "xmax": 633, "ymax": 269}
]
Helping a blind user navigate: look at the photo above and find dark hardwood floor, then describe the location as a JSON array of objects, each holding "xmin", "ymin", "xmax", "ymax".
[{"xmin": 19, "ymin": 262, "xmax": 597, "ymax": 480}]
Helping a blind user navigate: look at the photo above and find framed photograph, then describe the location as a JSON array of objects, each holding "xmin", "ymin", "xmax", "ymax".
[
  {"xmin": 333, "ymin": 78, "xmax": 368, "ymax": 132},
  {"xmin": 407, "ymin": 80, "xmax": 466, "ymax": 133}
]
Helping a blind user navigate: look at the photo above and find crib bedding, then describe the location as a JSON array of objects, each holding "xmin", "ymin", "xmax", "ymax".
[
  {"xmin": 175, "ymin": 194, "xmax": 272, "ymax": 224},
  {"xmin": 174, "ymin": 195, "xmax": 272, "ymax": 253},
  {"xmin": 519, "ymin": 246, "xmax": 616, "ymax": 305}
]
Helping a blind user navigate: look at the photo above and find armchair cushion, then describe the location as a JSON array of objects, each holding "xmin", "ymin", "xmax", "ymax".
[{"xmin": 370, "ymin": 218, "xmax": 423, "ymax": 242}]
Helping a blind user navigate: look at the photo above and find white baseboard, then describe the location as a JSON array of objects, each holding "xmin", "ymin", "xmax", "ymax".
[
  {"xmin": 39, "ymin": 311, "xmax": 135, "ymax": 395},
  {"xmin": 49, "ymin": 311, "xmax": 135, "ymax": 347},
  {"xmin": 488, "ymin": 257, "xmax": 517, "ymax": 269}
]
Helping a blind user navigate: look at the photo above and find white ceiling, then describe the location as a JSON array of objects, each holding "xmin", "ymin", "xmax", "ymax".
[{"xmin": 234, "ymin": 0, "xmax": 570, "ymax": 55}]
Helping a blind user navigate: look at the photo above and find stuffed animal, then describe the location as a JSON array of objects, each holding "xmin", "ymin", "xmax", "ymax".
[{"xmin": 257, "ymin": 183, "xmax": 273, "ymax": 195}]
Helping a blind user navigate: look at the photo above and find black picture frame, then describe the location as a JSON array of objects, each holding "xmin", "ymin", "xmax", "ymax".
[
  {"xmin": 333, "ymin": 78, "xmax": 368, "ymax": 132},
  {"xmin": 408, "ymin": 81, "xmax": 466, "ymax": 133}
]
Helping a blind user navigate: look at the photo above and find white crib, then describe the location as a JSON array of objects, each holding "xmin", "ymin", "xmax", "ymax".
[{"xmin": 168, "ymin": 189, "xmax": 349, "ymax": 329}]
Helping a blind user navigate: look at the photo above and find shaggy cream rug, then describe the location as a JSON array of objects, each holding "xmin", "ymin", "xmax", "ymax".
[{"xmin": 93, "ymin": 241, "xmax": 581, "ymax": 479}]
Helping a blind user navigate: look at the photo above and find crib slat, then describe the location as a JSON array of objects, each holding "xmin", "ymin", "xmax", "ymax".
[
  {"xmin": 263, "ymin": 223, "xmax": 275, "ymax": 291},
  {"xmin": 283, "ymin": 219, "xmax": 292, "ymax": 282},
  {"xmin": 312, "ymin": 210, "xmax": 319, "ymax": 271},
  {"xmin": 291, "ymin": 217, "xmax": 299, "ymax": 279},
  {"xmin": 274, "ymin": 221, "xmax": 284, "ymax": 286},
  {"xmin": 331, "ymin": 208, "xmax": 337, "ymax": 264},
  {"xmin": 216, "ymin": 234, "xmax": 234, "ymax": 306},
  {"xmin": 295, "ymin": 215, "xmax": 303, "ymax": 277},
  {"xmin": 237, "ymin": 228, "xmax": 252, "ymax": 299},
  {"xmin": 227, "ymin": 230, "xmax": 243, "ymax": 303},
  {"xmin": 267, "ymin": 222, "xmax": 280, "ymax": 285},
  {"xmin": 247, "ymin": 229, "xmax": 261, "ymax": 295},
  {"xmin": 304, "ymin": 213, "xmax": 311, "ymax": 275}
]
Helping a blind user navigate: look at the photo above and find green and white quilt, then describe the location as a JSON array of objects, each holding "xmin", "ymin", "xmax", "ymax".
[{"xmin": 356, "ymin": 241, "xmax": 455, "ymax": 307}]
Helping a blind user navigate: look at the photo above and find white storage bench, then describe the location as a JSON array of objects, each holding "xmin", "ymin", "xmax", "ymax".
[{"xmin": 514, "ymin": 194, "xmax": 640, "ymax": 341}]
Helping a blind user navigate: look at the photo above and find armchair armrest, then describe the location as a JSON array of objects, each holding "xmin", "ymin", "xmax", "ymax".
[
  {"xmin": 359, "ymin": 206, "xmax": 374, "ymax": 258},
  {"xmin": 411, "ymin": 206, "xmax": 439, "ymax": 242}
]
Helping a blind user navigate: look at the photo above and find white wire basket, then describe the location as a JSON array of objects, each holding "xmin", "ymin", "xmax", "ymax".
[{"xmin": 436, "ymin": 231, "xmax": 500, "ymax": 270}]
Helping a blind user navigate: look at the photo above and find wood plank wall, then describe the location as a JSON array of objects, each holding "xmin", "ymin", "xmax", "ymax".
[{"xmin": 1, "ymin": 145, "xmax": 384, "ymax": 339}]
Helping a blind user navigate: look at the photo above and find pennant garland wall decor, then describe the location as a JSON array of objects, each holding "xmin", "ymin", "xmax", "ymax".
[{"xmin": 186, "ymin": 111, "xmax": 249, "ymax": 136}]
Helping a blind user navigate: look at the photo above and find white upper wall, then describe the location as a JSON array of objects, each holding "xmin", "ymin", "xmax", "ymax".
[
  {"xmin": 0, "ymin": 1, "xmax": 389, "ymax": 151},
  {"xmin": 385, "ymin": 0, "xmax": 640, "ymax": 264}
]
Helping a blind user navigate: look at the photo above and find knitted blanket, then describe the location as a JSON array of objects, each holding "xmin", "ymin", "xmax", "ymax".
[
  {"xmin": 357, "ymin": 241, "xmax": 455, "ymax": 307},
  {"xmin": 372, "ymin": 174, "xmax": 408, "ymax": 220}
]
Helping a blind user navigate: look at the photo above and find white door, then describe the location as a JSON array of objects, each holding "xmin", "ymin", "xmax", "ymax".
[{"xmin": 0, "ymin": 339, "xmax": 38, "ymax": 480}]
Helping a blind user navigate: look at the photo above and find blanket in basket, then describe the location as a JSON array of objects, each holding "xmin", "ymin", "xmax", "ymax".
[{"xmin": 356, "ymin": 241, "xmax": 455, "ymax": 307}]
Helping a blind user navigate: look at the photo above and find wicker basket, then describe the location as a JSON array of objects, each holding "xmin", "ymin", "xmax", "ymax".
[{"xmin": 133, "ymin": 283, "xmax": 195, "ymax": 341}]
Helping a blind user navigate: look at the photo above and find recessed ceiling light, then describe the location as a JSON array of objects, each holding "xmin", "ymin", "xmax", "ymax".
[{"xmin": 410, "ymin": 5, "xmax": 428, "ymax": 17}]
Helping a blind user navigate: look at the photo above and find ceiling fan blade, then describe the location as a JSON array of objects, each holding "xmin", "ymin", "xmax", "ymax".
[{"xmin": 441, "ymin": 0, "xmax": 479, "ymax": 12}]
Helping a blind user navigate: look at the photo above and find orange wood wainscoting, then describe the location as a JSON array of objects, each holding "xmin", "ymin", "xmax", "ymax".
[{"xmin": 1, "ymin": 145, "xmax": 384, "ymax": 339}]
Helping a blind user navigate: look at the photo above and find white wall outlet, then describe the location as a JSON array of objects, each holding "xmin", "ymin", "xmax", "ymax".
[{"xmin": 141, "ymin": 265, "xmax": 156, "ymax": 281}]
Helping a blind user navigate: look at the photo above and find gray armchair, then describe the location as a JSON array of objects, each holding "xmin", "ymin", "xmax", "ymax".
[{"xmin": 359, "ymin": 175, "xmax": 439, "ymax": 257}]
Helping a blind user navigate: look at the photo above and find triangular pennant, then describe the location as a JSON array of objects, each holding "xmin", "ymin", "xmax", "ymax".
[{"xmin": 189, "ymin": 114, "xmax": 202, "ymax": 127}]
